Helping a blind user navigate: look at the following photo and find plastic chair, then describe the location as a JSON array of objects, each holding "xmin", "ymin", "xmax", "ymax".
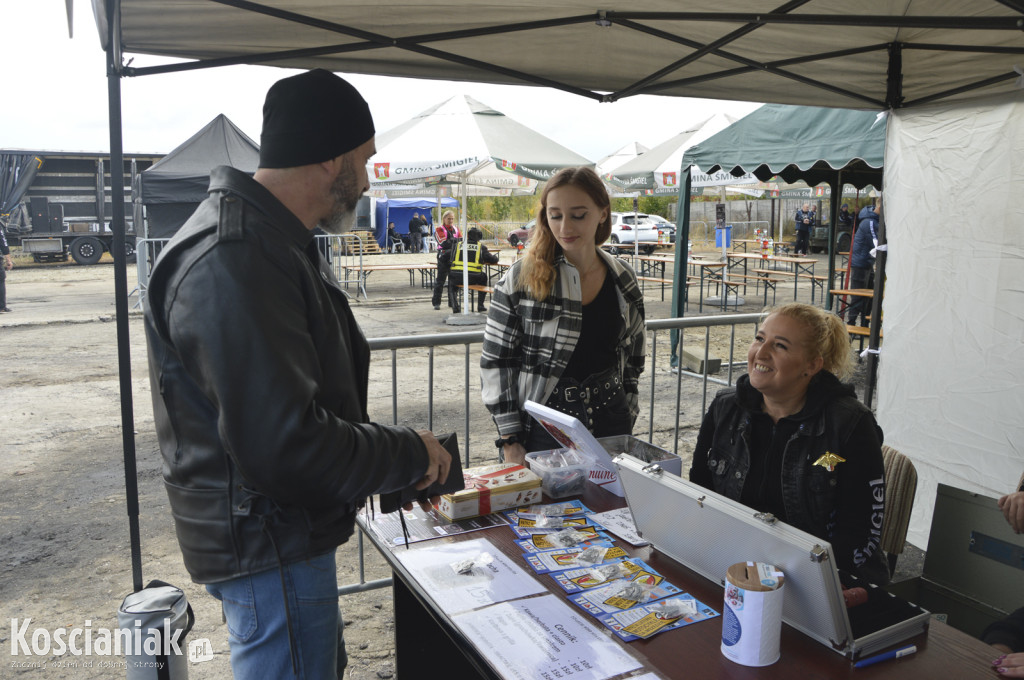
[{"xmin": 880, "ymin": 445, "xmax": 918, "ymax": 577}]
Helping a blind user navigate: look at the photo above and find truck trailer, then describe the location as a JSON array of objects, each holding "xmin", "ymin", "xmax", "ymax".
[{"xmin": 1, "ymin": 150, "xmax": 162, "ymax": 264}]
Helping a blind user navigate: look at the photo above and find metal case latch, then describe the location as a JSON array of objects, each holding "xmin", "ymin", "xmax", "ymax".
[
  {"xmin": 642, "ymin": 463, "xmax": 663, "ymax": 475},
  {"xmin": 754, "ymin": 511, "xmax": 777, "ymax": 525},
  {"xmin": 809, "ymin": 545, "xmax": 830, "ymax": 563}
]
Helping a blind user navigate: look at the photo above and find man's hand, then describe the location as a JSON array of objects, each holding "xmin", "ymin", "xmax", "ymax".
[
  {"xmin": 4, "ymin": 255, "xmax": 11, "ymax": 271},
  {"xmin": 406, "ymin": 430, "xmax": 452, "ymax": 512},
  {"xmin": 999, "ymin": 491, "xmax": 1024, "ymax": 533}
]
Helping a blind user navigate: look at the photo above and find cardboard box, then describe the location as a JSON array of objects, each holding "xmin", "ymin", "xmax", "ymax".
[{"xmin": 435, "ymin": 463, "xmax": 542, "ymax": 521}]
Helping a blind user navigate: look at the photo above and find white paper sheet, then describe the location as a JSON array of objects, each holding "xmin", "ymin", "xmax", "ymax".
[
  {"xmin": 393, "ymin": 537, "xmax": 546, "ymax": 615},
  {"xmin": 452, "ymin": 594, "xmax": 642, "ymax": 680},
  {"xmin": 586, "ymin": 508, "xmax": 650, "ymax": 546}
]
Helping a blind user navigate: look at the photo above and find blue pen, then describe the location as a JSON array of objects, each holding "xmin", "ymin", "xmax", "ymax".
[{"xmin": 853, "ymin": 644, "xmax": 917, "ymax": 668}]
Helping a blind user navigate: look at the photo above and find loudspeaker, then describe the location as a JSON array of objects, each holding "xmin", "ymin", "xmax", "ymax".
[{"xmin": 30, "ymin": 196, "xmax": 49, "ymax": 230}]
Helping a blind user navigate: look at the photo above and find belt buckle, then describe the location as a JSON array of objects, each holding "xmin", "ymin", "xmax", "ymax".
[{"xmin": 564, "ymin": 385, "xmax": 579, "ymax": 402}]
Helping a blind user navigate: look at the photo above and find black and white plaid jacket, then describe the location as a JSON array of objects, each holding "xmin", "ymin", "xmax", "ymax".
[{"xmin": 480, "ymin": 249, "xmax": 645, "ymax": 437}]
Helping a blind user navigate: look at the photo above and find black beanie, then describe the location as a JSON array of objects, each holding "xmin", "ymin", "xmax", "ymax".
[{"xmin": 259, "ymin": 69, "xmax": 375, "ymax": 169}]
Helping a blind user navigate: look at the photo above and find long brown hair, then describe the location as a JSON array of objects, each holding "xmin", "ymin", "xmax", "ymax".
[{"xmin": 518, "ymin": 166, "xmax": 611, "ymax": 300}]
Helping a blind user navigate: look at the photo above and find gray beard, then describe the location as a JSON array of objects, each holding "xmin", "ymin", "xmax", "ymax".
[
  {"xmin": 318, "ymin": 157, "xmax": 362, "ymax": 234},
  {"xmin": 318, "ymin": 205, "xmax": 355, "ymax": 235}
]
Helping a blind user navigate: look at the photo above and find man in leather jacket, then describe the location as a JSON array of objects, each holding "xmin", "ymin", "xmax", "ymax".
[{"xmin": 144, "ymin": 69, "xmax": 450, "ymax": 679}]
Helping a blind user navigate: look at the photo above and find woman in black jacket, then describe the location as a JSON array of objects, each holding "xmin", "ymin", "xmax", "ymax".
[{"xmin": 690, "ymin": 303, "xmax": 889, "ymax": 583}]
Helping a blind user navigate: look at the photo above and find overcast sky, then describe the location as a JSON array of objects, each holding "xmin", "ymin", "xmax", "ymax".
[{"xmin": 3, "ymin": 2, "xmax": 761, "ymax": 162}]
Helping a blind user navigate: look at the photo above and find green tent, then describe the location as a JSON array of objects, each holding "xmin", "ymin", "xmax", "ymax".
[
  {"xmin": 682, "ymin": 104, "xmax": 886, "ymax": 190},
  {"xmin": 667, "ymin": 104, "xmax": 888, "ymax": 387}
]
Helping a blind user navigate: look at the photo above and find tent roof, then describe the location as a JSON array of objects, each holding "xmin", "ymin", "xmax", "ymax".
[
  {"xmin": 370, "ymin": 94, "xmax": 592, "ymax": 183},
  {"xmin": 139, "ymin": 114, "xmax": 260, "ymax": 203},
  {"xmin": 681, "ymin": 103, "xmax": 886, "ymax": 189},
  {"xmin": 610, "ymin": 111, "xmax": 739, "ymax": 189},
  {"xmin": 380, "ymin": 197, "xmax": 459, "ymax": 208},
  {"xmin": 99, "ymin": 1, "xmax": 1024, "ymax": 111}
]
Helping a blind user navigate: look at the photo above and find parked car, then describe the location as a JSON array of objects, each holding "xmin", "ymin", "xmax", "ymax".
[
  {"xmin": 644, "ymin": 214, "xmax": 676, "ymax": 244},
  {"xmin": 606, "ymin": 212, "xmax": 660, "ymax": 253},
  {"xmin": 508, "ymin": 218, "xmax": 535, "ymax": 246}
]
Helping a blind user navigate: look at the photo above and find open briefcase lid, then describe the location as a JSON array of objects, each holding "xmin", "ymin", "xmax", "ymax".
[{"xmin": 614, "ymin": 452, "xmax": 858, "ymax": 654}]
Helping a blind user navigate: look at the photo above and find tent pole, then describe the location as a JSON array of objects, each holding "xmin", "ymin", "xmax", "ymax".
[
  {"xmin": 864, "ymin": 195, "xmax": 885, "ymax": 408},
  {"xmin": 106, "ymin": 0, "xmax": 144, "ymax": 593},
  {"xmin": 826, "ymin": 172, "xmax": 842, "ymax": 312},
  {"xmin": 461, "ymin": 171, "xmax": 469, "ymax": 314},
  {"xmin": 669, "ymin": 168, "xmax": 693, "ymax": 367}
]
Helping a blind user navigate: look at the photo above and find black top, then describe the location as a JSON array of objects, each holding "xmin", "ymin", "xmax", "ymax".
[{"xmin": 563, "ymin": 271, "xmax": 619, "ymax": 381}]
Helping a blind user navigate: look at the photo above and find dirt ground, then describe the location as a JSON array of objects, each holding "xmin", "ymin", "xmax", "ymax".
[{"xmin": 0, "ymin": 247, "xmax": 898, "ymax": 678}]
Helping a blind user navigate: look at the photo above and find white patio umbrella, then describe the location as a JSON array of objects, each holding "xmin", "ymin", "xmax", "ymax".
[
  {"xmin": 596, "ymin": 141, "xmax": 650, "ymax": 198},
  {"xmin": 609, "ymin": 112, "xmax": 761, "ymax": 194},
  {"xmin": 370, "ymin": 95, "xmax": 593, "ymax": 321}
]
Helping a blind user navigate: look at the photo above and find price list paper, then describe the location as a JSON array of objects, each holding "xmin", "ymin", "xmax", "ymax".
[
  {"xmin": 393, "ymin": 537, "xmax": 546, "ymax": 615},
  {"xmin": 451, "ymin": 594, "xmax": 642, "ymax": 680}
]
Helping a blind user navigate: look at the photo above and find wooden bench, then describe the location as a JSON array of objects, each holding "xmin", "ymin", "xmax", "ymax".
[
  {"xmin": 799, "ymin": 273, "xmax": 830, "ymax": 304},
  {"xmin": 730, "ymin": 272, "xmax": 783, "ymax": 306},
  {"xmin": 454, "ymin": 284, "xmax": 494, "ymax": 312},
  {"xmin": 636, "ymin": 275, "xmax": 691, "ymax": 302},
  {"xmin": 847, "ymin": 324, "xmax": 883, "ymax": 355}
]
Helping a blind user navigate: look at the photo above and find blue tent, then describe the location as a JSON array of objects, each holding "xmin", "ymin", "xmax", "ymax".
[{"xmin": 373, "ymin": 196, "xmax": 459, "ymax": 246}]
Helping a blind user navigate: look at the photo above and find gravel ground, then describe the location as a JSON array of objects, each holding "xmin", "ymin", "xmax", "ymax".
[{"xmin": 0, "ymin": 247, "xmax": 919, "ymax": 678}]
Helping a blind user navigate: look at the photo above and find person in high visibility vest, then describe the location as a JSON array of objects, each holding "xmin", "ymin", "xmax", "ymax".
[{"xmin": 447, "ymin": 226, "xmax": 498, "ymax": 312}]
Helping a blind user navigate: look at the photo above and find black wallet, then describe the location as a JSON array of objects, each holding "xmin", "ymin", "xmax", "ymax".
[{"xmin": 378, "ymin": 432, "xmax": 465, "ymax": 514}]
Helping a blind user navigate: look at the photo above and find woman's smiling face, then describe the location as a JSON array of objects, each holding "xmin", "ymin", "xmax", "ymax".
[{"xmin": 747, "ymin": 312, "xmax": 822, "ymax": 400}]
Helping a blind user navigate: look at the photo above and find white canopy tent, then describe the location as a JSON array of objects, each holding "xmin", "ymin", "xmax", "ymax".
[
  {"xmin": 81, "ymin": 2, "xmax": 1024, "ymax": 588},
  {"xmin": 610, "ymin": 112, "xmax": 757, "ymax": 192},
  {"xmin": 370, "ymin": 94, "xmax": 591, "ymax": 318}
]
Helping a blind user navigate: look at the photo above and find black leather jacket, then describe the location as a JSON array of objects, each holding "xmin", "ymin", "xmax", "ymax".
[
  {"xmin": 144, "ymin": 166, "xmax": 428, "ymax": 584},
  {"xmin": 691, "ymin": 372, "xmax": 888, "ymax": 583}
]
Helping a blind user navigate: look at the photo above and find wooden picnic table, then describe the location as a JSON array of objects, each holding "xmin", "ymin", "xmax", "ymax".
[
  {"xmin": 829, "ymin": 287, "xmax": 874, "ymax": 317},
  {"xmin": 340, "ymin": 262, "xmax": 437, "ymax": 299}
]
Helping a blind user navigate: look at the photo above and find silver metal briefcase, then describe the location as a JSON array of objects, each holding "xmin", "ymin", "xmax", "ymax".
[{"xmin": 614, "ymin": 453, "xmax": 930, "ymax": 659}]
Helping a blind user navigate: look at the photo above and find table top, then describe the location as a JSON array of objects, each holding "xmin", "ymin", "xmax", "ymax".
[
  {"xmin": 360, "ymin": 484, "xmax": 998, "ymax": 680},
  {"xmin": 345, "ymin": 262, "xmax": 438, "ymax": 271},
  {"xmin": 831, "ymin": 288, "xmax": 875, "ymax": 297}
]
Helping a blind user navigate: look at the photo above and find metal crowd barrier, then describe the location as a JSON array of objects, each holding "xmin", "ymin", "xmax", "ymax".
[{"xmin": 339, "ymin": 312, "xmax": 763, "ymax": 595}]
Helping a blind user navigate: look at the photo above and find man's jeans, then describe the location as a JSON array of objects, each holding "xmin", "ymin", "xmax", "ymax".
[{"xmin": 206, "ymin": 551, "xmax": 346, "ymax": 679}]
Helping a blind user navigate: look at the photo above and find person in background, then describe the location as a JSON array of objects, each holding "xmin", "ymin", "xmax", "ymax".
[
  {"xmin": 838, "ymin": 203, "xmax": 854, "ymax": 234},
  {"xmin": 794, "ymin": 202, "xmax": 813, "ymax": 255},
  {"xmin": 0, "ymin": 221, "xmax": 12, "ymax": 312},
  {"xmin": 690, "ymin": 303, "xmax": 889, "ymax": 584},
  {"xmin": 848, "ymin": 200, "xmax": 881, "ymax": 327},
  {"xmin": 408, "ymin": 212, "xmax": 424, "ymax": 254},
  {"xmin": 984, "ymin": 475, "xmax": 1024, "ymax": 674},
  {"xmin": 143, "ymin": 69, "xmax": 451, "ymax": 680},
  {"xmin": 419, "ymin": 213, "xmax": 431, "ymax": 252},
  {"xmin": 386, "ymin": 221, "xmax": 403, "ymax": 252},
  {"xmin": 447, "ymin": 226, "xmax": 498, "ymax": 313},
  {"xmin": 431, "ymin": 210, "xmax": 461, "ymax": 310},
  {"xmin": 480, "ymin": 166, "xmax": 646, "ymax": 465}
]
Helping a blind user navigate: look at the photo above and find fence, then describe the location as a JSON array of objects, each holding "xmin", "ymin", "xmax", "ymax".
[{"xmin": 340, "ymin": 311, "xmax": 763, "ymax": 594}]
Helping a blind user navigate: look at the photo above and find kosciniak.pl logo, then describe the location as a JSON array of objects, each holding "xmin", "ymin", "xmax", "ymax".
[{"xmin": 10, "ymin": 618, "xmax": 185, "ymax": 657}]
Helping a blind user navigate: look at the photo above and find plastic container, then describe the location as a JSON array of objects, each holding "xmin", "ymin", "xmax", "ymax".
[{"xmin": 525, "ymin": 449, "xmax": 593, "ymax": 499}]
